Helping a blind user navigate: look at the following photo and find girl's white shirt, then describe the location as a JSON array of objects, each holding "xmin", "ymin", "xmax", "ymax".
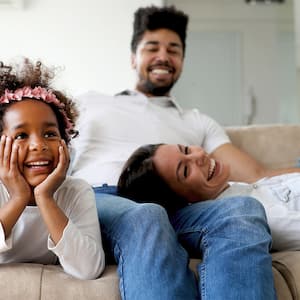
[{"xmin": 0, "ymin": 176, "xmax": 104, "ymax": 280}]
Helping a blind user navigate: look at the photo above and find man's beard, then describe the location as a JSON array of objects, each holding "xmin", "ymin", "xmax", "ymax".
[{"xmin": 138, "ymin": 78, "xmax": 176, "ymax": 96}]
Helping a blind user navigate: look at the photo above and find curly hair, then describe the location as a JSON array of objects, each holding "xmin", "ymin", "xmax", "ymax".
[
  {"xmin": 0, "ymin": 58, "xmax": 78, "ymax": 144},
  {"xmin": 131, "ymin": 5, "xmax": 189, "ymax": 55},
  {"xmin": 117, "ymin": 144, "xmax": 187, "ymax": 213}
]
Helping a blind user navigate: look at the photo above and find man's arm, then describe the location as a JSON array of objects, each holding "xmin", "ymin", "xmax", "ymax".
[{"xmin": 211, "ymin": 143, "xmax": 300, "ymax": 183}]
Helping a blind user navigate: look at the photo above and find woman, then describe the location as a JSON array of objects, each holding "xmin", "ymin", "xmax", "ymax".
[{"xmin": 118, "ymin": 143, "xmax": 300, "ymax": 251}]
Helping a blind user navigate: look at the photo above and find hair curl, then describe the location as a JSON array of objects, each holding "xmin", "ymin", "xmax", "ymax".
[
  {"xmin": 117, "ymin": 144, "xmax": 187, "ymax": 213},
  {"xmin": 131, "ymin": 5, "xmax": 189, "ymax": 55},
  {"xmin": 0, "ymin": 58, "xmax": 78, "ymax": 144}
]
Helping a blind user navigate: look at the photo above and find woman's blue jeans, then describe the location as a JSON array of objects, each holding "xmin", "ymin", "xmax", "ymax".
[{"xmin": 93, "ymin": 185, "xmax": 276, "ymax": 300}]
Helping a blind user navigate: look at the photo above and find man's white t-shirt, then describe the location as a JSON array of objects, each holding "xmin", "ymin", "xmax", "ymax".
[{"xmin": 71, "ymin": 90, "xmax": 230, "ymax": 186}]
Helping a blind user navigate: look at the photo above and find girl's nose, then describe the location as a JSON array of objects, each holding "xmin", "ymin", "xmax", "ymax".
[{"xmin": 29, "ymin": 138, "xmax": 48, "ymax": 151}]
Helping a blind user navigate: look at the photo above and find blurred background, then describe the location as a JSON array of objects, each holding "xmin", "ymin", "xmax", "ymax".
[{"xmin": 0, "ymin": 0, "xmax": 299, "ymax": 125}]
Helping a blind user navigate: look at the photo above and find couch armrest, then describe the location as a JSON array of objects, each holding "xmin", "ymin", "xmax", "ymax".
[{"xmin": 272, "ymin": 251, "xmax": 300, "ymax": 299}]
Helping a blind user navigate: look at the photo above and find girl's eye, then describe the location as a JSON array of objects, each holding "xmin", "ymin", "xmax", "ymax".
[
  {"xmin": 44, "ymin": 131, "xmax": 58, "ymax": 138},
  {"xmin": 15, "ymin": 133, "xmax": 27, "ymax": 140}
]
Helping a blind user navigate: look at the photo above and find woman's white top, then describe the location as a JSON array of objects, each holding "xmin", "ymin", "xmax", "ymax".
[{"xmin": 217, "ymin": 173, "xmax": 300, "ymax": 251}]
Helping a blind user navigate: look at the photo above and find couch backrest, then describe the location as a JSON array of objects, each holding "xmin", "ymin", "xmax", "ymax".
[{"xmin": 226, "ymin": 124, "xmax": 300, "ymax": 169}]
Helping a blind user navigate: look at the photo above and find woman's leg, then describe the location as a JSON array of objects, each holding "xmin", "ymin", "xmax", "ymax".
[
  {"xmin": 170, "ymin": 196, "xmax": 277, "ymax": 300},
  {"xmin": 94, "ymin": 186, "xmax": 199, "ymax": 300}
]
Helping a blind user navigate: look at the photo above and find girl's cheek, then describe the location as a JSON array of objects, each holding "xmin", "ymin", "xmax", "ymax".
[
  {"xmin": 14, "ymin": 140, "xmax": 25, "ymax": 151},
  {"xmin": 15, "ymin": 143, "xmax": 26, "ymax": 164},
  {"xmin": 53, "ymin": 143, "xmax": 61, "ymax": 167}
]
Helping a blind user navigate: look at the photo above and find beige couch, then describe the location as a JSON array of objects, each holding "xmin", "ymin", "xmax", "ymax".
[{"xmin": 1, "ymin": 124, "xmax": 300, "ymax": 300}]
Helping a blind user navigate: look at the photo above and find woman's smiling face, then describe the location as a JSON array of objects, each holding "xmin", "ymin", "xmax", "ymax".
[
  {"xmin": 152, "ymin": 144, "xmax": 230, "ymax": 202},
  {"xmin": 2, "ymin": 99, "xmax": 62, "ymax": 188}
]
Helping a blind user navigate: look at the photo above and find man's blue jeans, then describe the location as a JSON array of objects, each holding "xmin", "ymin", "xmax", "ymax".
[{"xmin": 94, "ymin": 185, "xmax": 277, "ymax": 300}]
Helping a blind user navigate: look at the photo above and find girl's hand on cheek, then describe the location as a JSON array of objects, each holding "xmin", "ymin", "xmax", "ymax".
[
  {"xmin": 0, "ymin": 135, "xmax": 32, "ymax": 204},
  {"xmin": 34, "ymin": 140, "xmax": 69, "ymax": 202}
]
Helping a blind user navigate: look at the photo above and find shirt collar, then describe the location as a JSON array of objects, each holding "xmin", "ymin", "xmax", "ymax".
[{"xmin": 115, "ymin": 89, "xmax": 183, "ymax": 113}]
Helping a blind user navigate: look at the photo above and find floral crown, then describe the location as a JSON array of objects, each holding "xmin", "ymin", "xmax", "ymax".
[{"xmin": 0, "ymin": 86, "xmax": 74, "ymax": 140}]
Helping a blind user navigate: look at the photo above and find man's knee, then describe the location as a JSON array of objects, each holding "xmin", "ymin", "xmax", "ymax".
[
  {"xmin": 97, "ymin": 198, "xmax": 170, "ymax": 234},
  {"xmin": 108, "ymin": 203, "xmax": 176, "ymax": 247},
  {"xmin": 125, "ymin": 203, "xmax": 170, "ymax": 228}
]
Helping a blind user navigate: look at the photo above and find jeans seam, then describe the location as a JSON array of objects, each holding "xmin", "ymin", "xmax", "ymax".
[
  {"xmin": 176, "ymin": 226, "xmax": 207, "ymax": 236},
  {"xmin": 177, "ymin": 226, "xmax": 209, "ymax": 300},
  {"xmin": 113, "ymin": 240, "xmax": 127, "ymax": 300},
  {"xmin": 100, "ymin": 220, "xmax": 126, "ymax": 300},
  {"xmin": 200, "ymin": 234, "xmax": 208, "ymax": 300}
]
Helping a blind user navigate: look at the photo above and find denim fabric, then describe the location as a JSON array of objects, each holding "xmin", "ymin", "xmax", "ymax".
[
  {"xmin": 170, "ymin": 197, "xmax": 277, "ymax": 300},
  {"xmin": 93, "ymin": 186, "xmax": 276, "ymax": 300}
]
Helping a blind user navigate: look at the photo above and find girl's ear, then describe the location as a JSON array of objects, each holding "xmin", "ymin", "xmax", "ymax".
[{"xmin": 131, "ymin": 53, "xmax": 137, "ymax": 70}]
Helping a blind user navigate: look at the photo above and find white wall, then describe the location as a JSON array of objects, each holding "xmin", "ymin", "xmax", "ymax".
[
  {"xmin": 166, "ymin": 0, "xmax": 299, "ymax": 125},
  {"xmin": 0, "ymin": 0, "xmax": 162, "ymax": 96},
  {"xmin": 294, "ymin": 0, "xmax": 300, "ymax": 105}
]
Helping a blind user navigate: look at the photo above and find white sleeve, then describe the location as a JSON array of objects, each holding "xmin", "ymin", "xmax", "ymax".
[
  {"xmin": 48, "ymin": 178, "xmax": 105, "ymax": 280},
  {"xmin": 0, "ymin": 186, "xmax": 13, "ymax": 253},
  {"xmin": 194, "ymin": 110, "xmax": 231, "ymax": 153},
  {"xmin": 0, "ymin": 222, "xmax": 12, "ymax": 253}
]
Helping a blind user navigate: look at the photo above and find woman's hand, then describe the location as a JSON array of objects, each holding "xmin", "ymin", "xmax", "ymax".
[
  {"xmin": 0, "ymin": 135, "xmax": 32, "ymax": 204},
  {"xmin": 34, "ymin": 139, "xmax": 69, "ymax": 202}
]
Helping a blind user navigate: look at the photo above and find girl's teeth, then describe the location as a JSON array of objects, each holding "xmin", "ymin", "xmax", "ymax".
[{"xmin": 28, "ymin": 161, "xmax": 48, "ymax": 166}]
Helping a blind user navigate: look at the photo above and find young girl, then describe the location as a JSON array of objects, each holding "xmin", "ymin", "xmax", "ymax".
[
  {"xmin": 118, "ymin": 143, "xmax": 300, "ymax": 251},
  {"xmin": 0, "ymin": 58, "xmax": 104, "ymax": 280}
]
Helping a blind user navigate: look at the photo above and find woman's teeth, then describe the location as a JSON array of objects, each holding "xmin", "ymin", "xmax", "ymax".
[{"xmin": 208, "ymin": 159, "xmax": 216, "ymax": 180}]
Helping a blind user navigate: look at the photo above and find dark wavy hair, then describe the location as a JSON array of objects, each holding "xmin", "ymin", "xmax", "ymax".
[
  {"xmin": 0, "ymin": 58, "xmax": 78, "ymax": 144},
  {"xmin": 131, "ymin": 5, "xmax": 189, "ymax": 55},
  {"xmin": 117, "ymin": 144, "xmax": 187, "ymax": 213}
]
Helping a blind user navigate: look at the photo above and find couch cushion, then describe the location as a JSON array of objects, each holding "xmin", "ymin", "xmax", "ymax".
[
  {"xmin": 0, "ymin": 263, "xmax": 42, "ymax": 300},
  {"xmin": 272, "ymin": 251, "xmax": 300, "ymax": 300},
  {"xmin": 273, "ymin": 267, "xmax": 293, "ymax": 300},
  {"xmin": 190, "ymin": 253, "xmax": 299, "ymax": 300},
  {"xmin": 226, "ymin": 124, "xmax": 300, "ymax": 169},
  {"xmin": 41, "ymin": 264, "xmax": 121, "ymax": 300}
]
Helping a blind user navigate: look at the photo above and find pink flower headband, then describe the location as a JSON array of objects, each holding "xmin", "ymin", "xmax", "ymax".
[{"xmin": 0, "ymin": 86, "xmax": 74, "ymax": 139}]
